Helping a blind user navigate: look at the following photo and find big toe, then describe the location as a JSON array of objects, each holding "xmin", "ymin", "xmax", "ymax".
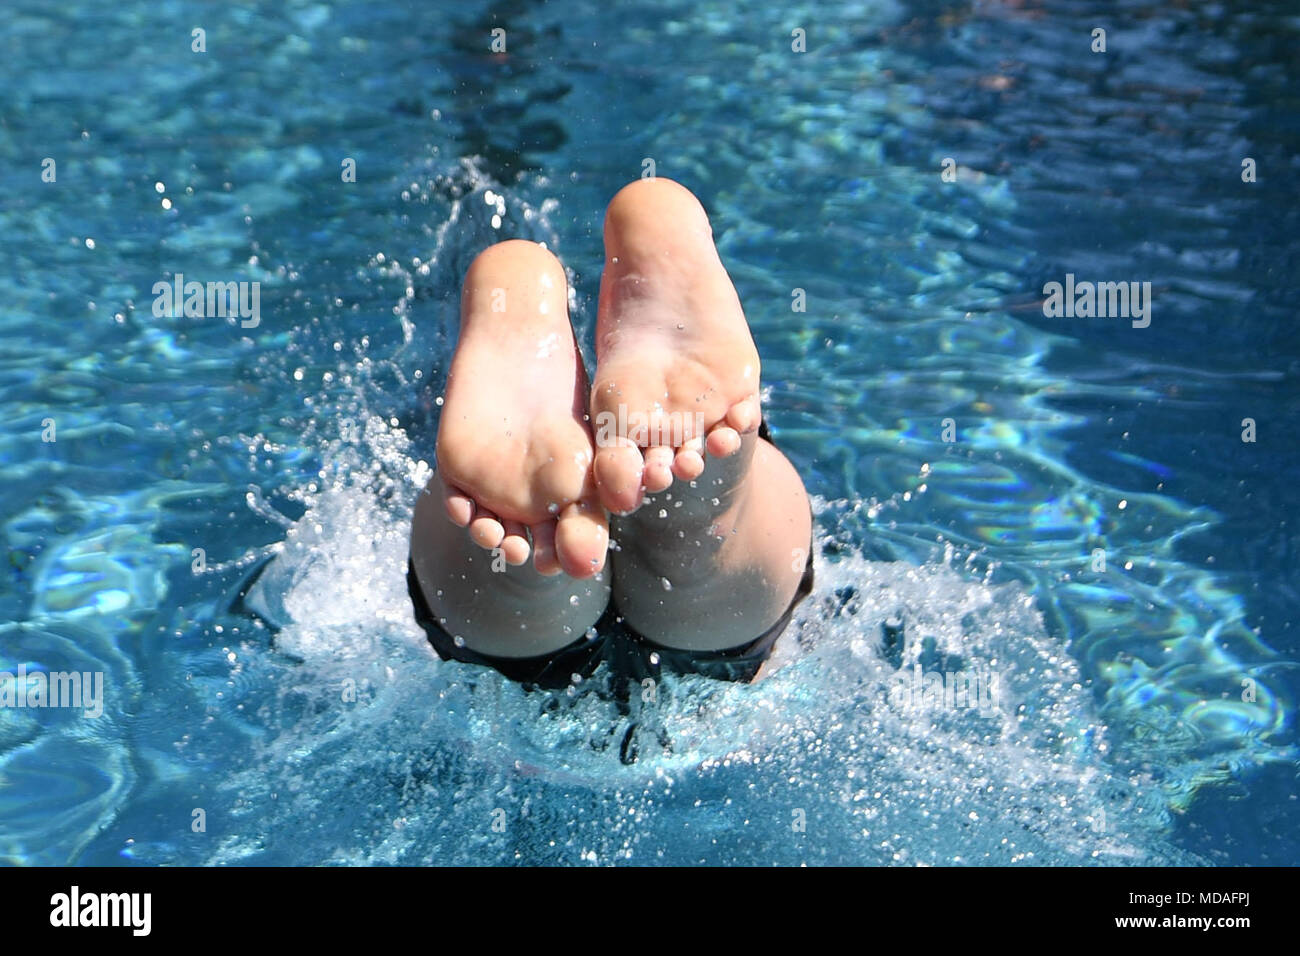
[
  {"xmin": 593, "ymin": 441, "xmax": 645, "ymax": 515},
  {"xmin": 555, "ymin": 498, "xmax": 609, "ymax": 578}
]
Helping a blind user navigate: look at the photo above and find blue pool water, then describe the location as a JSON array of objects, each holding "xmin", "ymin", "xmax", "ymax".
[{"xmin": 2, "ymin": 0, "xmax": 1297, "ymax": 865}]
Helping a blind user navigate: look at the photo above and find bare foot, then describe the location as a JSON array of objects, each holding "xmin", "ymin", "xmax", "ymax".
[
  {"xmin": 590, "ymin": 178, "xmax": 763, "ymax": 515},
  {"xmin": 436, "ymin": 239, "xmax": 607, "ymax": 579},
  {"xmin": 590, "ymin": 179, "xmax": 811, "ymax": 651}
]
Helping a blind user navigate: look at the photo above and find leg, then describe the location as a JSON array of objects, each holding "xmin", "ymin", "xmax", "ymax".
[
  {"xmin": 591, "ymin": 179, "xmax": 812, "ymax": 653},
  {"xmin": 409, "ymin": 240, "xmax": 610, "ymax": 662}
]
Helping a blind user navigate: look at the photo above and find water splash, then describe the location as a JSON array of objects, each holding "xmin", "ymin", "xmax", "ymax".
[{"xmin": 196, "ymin": 408, "xmax": 1201, "ymax": 865}]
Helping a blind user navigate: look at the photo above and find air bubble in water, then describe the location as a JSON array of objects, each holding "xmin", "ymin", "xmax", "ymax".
[{"xmin": 661, "ymin": 577, "xmax": 672, "ymax": 591}]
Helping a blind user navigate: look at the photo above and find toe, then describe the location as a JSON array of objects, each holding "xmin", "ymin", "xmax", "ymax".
[
  {"xmin": 671, "ymin": 438, "xmax": 705, "ymax": 481},
  {"xmin": 642, "ymin": 446, "xmax": 675, "ymax": 493},
  {"xmin": 555, "ymin": 497, "xmax": 609, "ymax": 578},
  {"xmin": 725, "ymin": 395, "xmax": 762, "ymax": 434},
  {"xmin": 443, "ymin": 483, "xmax": 475, "ymax": 527},
  {"xmin": 530, "ymin": 520, "xmax": 562, "ymax": 576},
  {"xmin": 468, "ymin": 509, "xmax": 505, "ymax": 549},
  {"xmin": 500, "ymin": 520, "xmax": 530, "ymax": 566},
  {"xmin": 593, "ymin": 441, "xmax": 645, "ymax": 514},
  {"xmin": 706, "ymin": 425, "xmax": 742, "ymax": 458}
]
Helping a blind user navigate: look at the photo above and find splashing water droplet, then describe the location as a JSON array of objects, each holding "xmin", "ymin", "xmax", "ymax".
[
  {"xmin": 569, "ymin": 595, "xmax": 580, "ymax": 606},
  {"xmin": 658, "ymin": 509, "xmax": 668, "ymax": 519},
  {"xmin": 661, "ymin": 577, "xmax": 673, "ymax": 591}
]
